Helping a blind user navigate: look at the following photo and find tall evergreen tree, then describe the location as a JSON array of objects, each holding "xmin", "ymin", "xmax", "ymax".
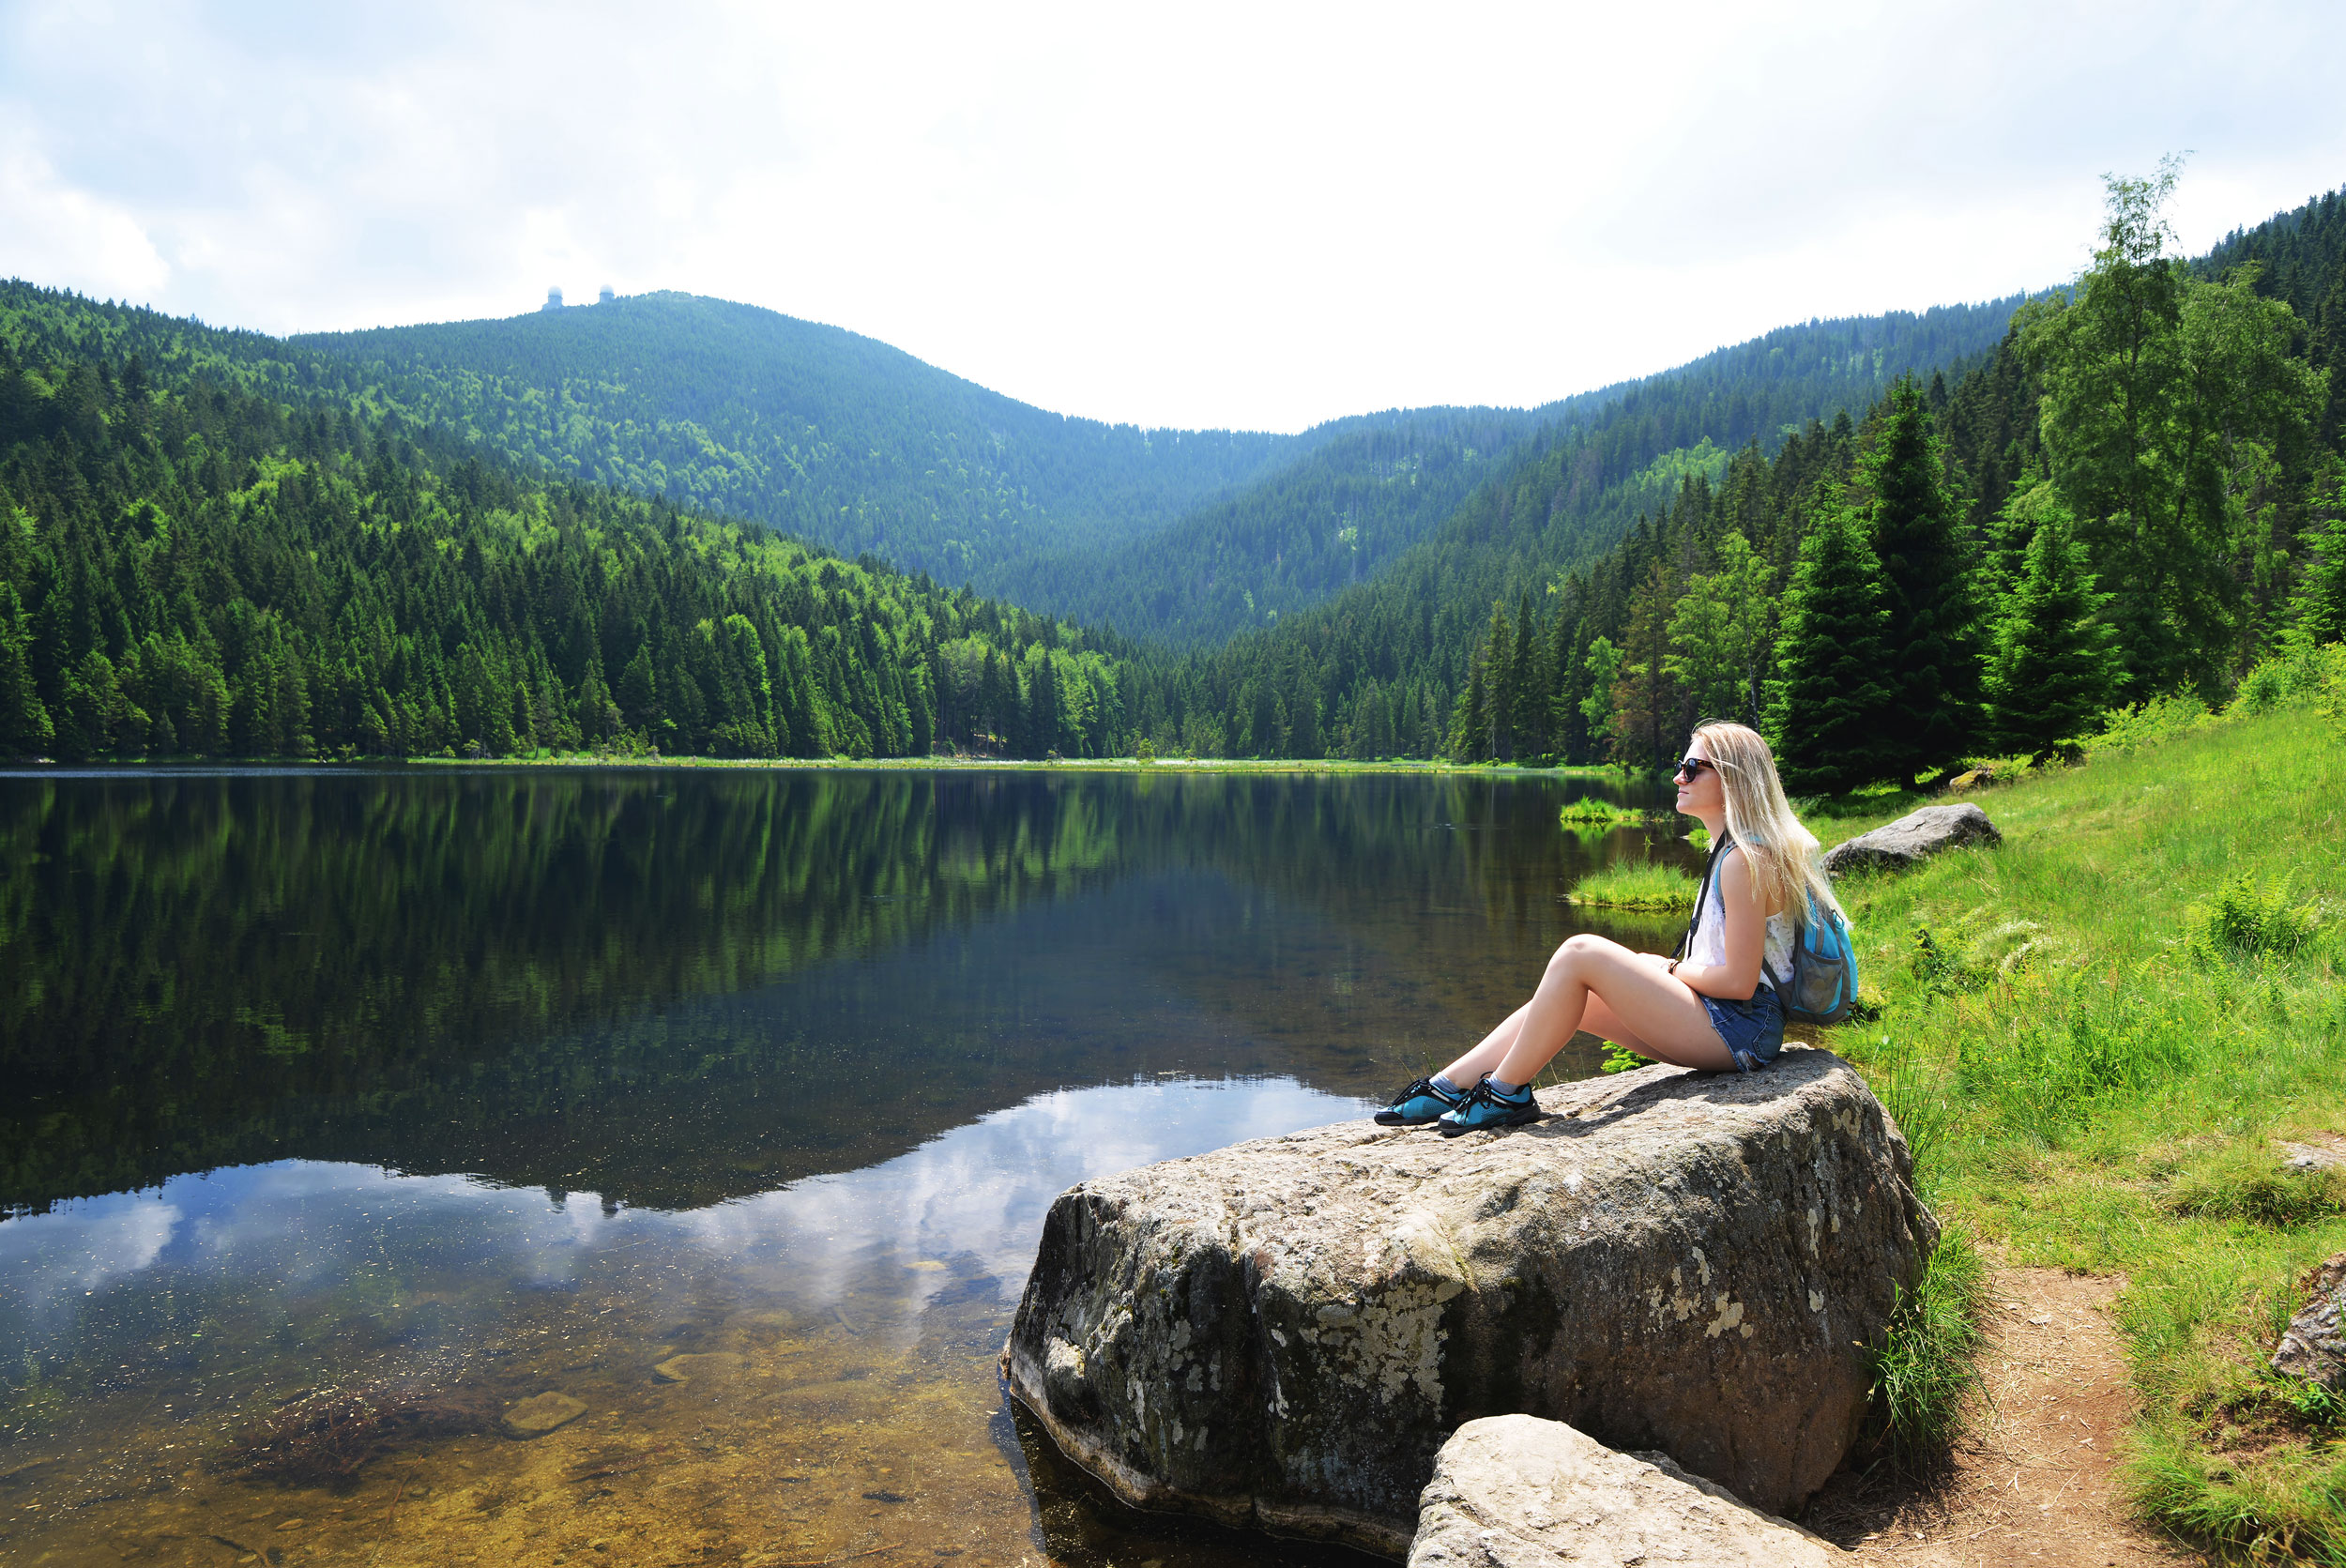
[
  {"xmin": 1986, "ymin": 506, "xmax": 2123, "ymax": 763},
  {"xmin": 1862, "ymin": 377, "xmax": 1985, "ymax": 785},
  {"xmin": 1768, "ymin": 488, "xmax": 1897, "ymax": 795}
]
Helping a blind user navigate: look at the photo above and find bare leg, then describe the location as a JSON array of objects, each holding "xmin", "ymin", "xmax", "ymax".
[{"xmin": 1441, "ymin": 935, "xmax": 1734, "ymax": 1088}]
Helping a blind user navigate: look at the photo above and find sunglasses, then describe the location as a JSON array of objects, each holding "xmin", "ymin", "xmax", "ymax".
[{"xmin": 1671, "ymin": 756, "xmax": 1716, "ymax": 782}]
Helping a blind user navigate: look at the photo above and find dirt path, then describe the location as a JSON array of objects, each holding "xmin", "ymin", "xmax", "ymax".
[{"xmin": 1809, "ymin": 1267, "xmax": 2207, "ymax": 1566}]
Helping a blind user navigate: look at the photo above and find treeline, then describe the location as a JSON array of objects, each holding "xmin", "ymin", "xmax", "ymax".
[
  {"xmin": 1098, "ymin": 299, "xmax": 2025, "ymax": 755},
  {"xmin": 0, "ymin": 290, "xmax": 1146, "ymax": 762},
  {"xmin": 1439, "ymin": 170, "xmax": 2343, "ymax": 786}
]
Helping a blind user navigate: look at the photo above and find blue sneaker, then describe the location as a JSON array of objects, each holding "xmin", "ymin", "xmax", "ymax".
[
  {"xmin": 1374, "ymin": 1075, "xmax": 1464, "ymax": 1126},
  {"xmin": 1438, "ymin": 1075, "xmax": 1540, "ymax": 1136}
]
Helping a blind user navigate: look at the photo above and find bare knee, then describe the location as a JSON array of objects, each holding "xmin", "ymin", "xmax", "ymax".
[{"xmin": 1546, "ymin": 933, "xmax": 1608, "ymax": 975}]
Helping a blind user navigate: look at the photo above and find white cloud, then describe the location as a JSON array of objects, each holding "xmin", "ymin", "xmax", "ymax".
[
  {"xmin": 2, "ymin": 0, "xmax": 2341, "ymax": 429},
  {"xmin": 0, "ymin": 109, "xmax": 171, "ymax": 299}
]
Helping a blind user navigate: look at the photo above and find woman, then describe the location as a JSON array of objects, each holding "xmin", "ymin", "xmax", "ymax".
[{"xmin": 1375, "ymin": 721, "xmax": 1841, "ymax": 1134}]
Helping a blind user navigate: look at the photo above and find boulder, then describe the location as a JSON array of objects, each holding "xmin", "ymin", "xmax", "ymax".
[
  {"xmin": 1822, "ymin": 803, "xmax": 2001, "ymax": 878},
  {"xmin": 2273, "ymin": 1251, "xmax": 2346, "ymax": 1393},
  {"xmin": 1003, "ymin": 1047, "xmax": 1934, "ymax": 1558},
  {"xmin": 500, "ymin": 1391, "xmax": 586, "ymax": 1438},
  {"xmin": 1409, "ymin": 1413, "xmax": 1846, "ymax": 1566}
]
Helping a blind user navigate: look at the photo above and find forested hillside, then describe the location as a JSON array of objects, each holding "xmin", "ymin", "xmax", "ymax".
[
  {"xmin": 1425, "ymin": 175, "xmax": 2344, "ymax": 784},
  {"xmin": 288, "ymin": 293, "xmax": 1310, "ymax": 588},
  {"xmin": 0, "ymin": 285, "xmax": 1143, "ymax": 763},
  {"xmin": 1106, "ymin": 299, "xmax": 2026, "ymax": 754}
]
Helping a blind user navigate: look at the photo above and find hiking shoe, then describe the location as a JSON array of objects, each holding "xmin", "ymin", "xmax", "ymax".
[
  {"xmin": 1373, "ymin": 1075, "xmax": 1464, "ymax": 1126},
  {"xmin": 1438, "ymin": 1075, "xmax": 1540, "ymax": 1136}
]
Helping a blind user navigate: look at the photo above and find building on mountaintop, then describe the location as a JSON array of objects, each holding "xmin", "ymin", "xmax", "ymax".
[
  {"xmin": 542, "ymin": 287, "xmax": 563, "ymax": 312},
  {"xmin": 598, "ymin": 285, "xmax": 615, "ymax": 304}
]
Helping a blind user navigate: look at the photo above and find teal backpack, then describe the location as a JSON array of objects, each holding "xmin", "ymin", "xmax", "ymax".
[{"xmin": 1677, "ymin": 834, "xmax": 1860, "ymax": 1027}]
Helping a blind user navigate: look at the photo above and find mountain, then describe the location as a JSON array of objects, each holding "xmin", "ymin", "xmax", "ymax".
[
  {"xmin": 0, "ymin": 282, "xmax": 1143, "ymax": 764},
  {"xmin": 287, "ymin": 292, "xmax": 1311, "ymax": 587},
  {"xmin": 1104, "ymin": 297, "xmax": 2030, "ymax": 752}
]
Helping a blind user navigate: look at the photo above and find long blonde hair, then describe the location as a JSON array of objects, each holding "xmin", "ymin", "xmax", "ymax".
[{"xmin": 1692, "ymin": 722, "xmax": 1840, "ymax": 925}]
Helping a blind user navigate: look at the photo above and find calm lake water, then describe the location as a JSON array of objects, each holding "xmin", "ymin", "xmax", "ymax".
[{"xmin": 0, "ymin": 766, "xmax": 1691, "ymax": 1567}]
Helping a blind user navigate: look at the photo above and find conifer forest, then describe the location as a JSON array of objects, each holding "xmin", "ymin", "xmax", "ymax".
[{"xmin": 2, "ymin": 169, "xmax": 2341, "ymax": 779}]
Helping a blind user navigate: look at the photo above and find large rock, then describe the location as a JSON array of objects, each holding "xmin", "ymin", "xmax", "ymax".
[
  {"xmin": 1409, "ymin": 1413, "xmax": 1846, "ymax": 1566},
  {"xmin": 2273, "ymin": 1251, "xmax": 2346, "ymax": 1393},
  {"xmin": 1003, "ymin": 1047, "xmax": 1934, "ymax": 1558},
  {"xmin": 1822, "ymin": 802, "xmax": 2001, "ymax": 878}
]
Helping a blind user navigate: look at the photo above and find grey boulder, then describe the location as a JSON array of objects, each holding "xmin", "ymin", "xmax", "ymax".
[
  {"xmin": 1409, "ymin": 1413, "xmax": 1846, "ymax": 1566},
  {"xmin": 2273, "ymin": 1251, "xmax": 2346, "ymax": 1393},
  {"xmin": 1822, "ymin": 802, "xmax": 2001, "ymax": 878},
  {"xmin": 1003, "ymin": 1047, "xmax": 1934, "ymax": 1558}
]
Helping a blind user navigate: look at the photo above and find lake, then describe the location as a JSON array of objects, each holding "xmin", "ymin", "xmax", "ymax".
[{"xmin": 0, "ymin": 766, "xmax": 1691, "ymax": 1567}]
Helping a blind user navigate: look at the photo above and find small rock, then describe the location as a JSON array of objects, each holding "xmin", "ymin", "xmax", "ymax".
[
  {"xmin": 2276, "ymin": 1134, "xmax": 2346, "ymax": 1172},
  {"xmin": 500, "ymin": 1391, "xmax": 587, "ymax": 1438},
  {"xmin": 1409, "ymin": 1414, "xmax": 1846, "ymax": 1565},
  {"xmin": 652, "ymin": 1352, "xmax": 743, "ymax": 1383},
  {"xmin": 2274, "ymin": 1251, "xmax": 2346, "ymax": 1393},
  {"xmin": 1948, "ymin": 767, "xmax": 1995, "ymax": 792},
  {"xmin": 1822, "ymin": 803, "xmax": 2001, "ymax": 878}
]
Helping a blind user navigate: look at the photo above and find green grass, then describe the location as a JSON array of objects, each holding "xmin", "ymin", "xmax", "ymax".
[
  {"xmin": 1562, "ymin": 860, "xmax": 1698, "ymax": 912},
  {"xmin": 1558, "ymin": 797, "xmax": 1653, "ymax": 826},
  {"xmin": 1810, "ymin": 651, "xmax": 2346, "ymax": 1555}
]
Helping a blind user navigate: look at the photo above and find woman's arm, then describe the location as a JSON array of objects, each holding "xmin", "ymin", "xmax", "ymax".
[{"xmin": 1671, "ymin": 849, "xmax": 1766, "ymax": 1001}]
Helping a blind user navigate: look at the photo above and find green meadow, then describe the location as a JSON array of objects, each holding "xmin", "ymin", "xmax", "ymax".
[{"xmin": 1820, "ymin": 647, "xmax": 2346, "ymax": 1559}]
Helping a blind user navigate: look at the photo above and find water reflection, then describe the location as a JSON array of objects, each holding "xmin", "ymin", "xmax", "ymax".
[
  {"xmin": 1, "ymin": 1079, "xmax": 1369, "ymax": 1566},
  {"xmin": 0, "ymin": 765, "xmax": 1691, "ymax": 1564},
  {"xmin": 3, "ymin": 768, "xmax": 1688, "ymax": 1214}
]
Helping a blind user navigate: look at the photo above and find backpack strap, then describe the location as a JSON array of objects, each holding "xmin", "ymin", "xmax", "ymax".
[{"xmin": 1674, "ymin": 831, "xmax": 1735, "ymax": 962}]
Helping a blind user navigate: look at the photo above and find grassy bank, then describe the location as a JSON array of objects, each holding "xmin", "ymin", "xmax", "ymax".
[
  {"xmin": 1816, "ymin": 652, "xmax": 2346, "ymax": 1559},
  {"xmin": 1563, "ymin": 860, "xmax": 1699, "ymax": 912}
]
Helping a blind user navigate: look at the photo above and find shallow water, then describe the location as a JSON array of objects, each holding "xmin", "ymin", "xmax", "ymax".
[{"xmin": 0, "ymin": 768, "xmax": 1690, "ymax": 1565}]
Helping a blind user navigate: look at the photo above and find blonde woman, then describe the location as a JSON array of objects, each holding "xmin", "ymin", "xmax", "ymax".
[{"xmin": 1375, "ymin": 722, "xmax": 1844, "ymax": 1134}]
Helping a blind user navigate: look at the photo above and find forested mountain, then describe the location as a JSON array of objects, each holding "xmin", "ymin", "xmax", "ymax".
[
  {"xmin": 1421, "ymin": 176, "xmax": 2345, "ymax": 781},
  {"xmin": 0, "ymin": 284, "xmax": 1143, "ymax": 763},
  {"xmin": 1015, "ymin": 303, "xmax": 2023, "ymax": 647},
  {"xmin": 7, "ymin": 176, "xmax": 2337, "ymax": 777},
  {"xmin": 1105, "ymin": 299, "xmax": 2026, "ymax": 753},
  {"xmin": 287, "ymin": 293, "xmax": 1312, "ymax": 588}
]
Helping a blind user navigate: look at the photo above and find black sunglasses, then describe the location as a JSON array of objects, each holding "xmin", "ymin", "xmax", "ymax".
[{"xmin": 1672, "ymin": 756, "xmax": 1716, "ymax": 781}]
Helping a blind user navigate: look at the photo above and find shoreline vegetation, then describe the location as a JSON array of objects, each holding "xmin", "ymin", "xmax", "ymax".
[{"xmin": 1561, "ymin": 860, "xmax": 1698, "ymax": 912}]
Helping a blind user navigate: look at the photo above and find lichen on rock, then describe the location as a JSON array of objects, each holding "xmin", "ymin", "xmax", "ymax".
[{"xmin": 1003, "ymin": 1046, "xmax": 1934, "ymax": 1558}]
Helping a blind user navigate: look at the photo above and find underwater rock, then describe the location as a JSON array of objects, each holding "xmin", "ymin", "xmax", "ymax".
[
  {"xmin": 2273, "ymin": 1251, "xmax": 2346, "ymax": 1393},
  {"xmin": 1003, "ymin": 1047, "xmax": 1933, "ymax": 1557},
  {"xmin": 1409, "ymin": 1413, "xmax": 1845, "ymax": 1565},
  {"xmin": 653, "ymin": 1352, "xmax": 744, "ymax": 1383},
  {"xmin": 1821, "ymin": 803, "xmax": 2001, "ymax": 877},
  {"xmin": 502, "ymin": 1391, "xmax": 588, "ymax": 1438}
]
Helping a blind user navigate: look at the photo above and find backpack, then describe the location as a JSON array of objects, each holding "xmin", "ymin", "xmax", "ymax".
[{"xmin": 1676, "ymin": 835, "xmax": 1861, "ymax": 1027}]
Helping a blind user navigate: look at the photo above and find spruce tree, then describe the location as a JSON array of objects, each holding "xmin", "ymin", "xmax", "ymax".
[
  {"xmin": 1863, "ymin": 378, "xmax": 1985, "ymax": 786},
  {"xmin": 1986, "ymin": 510, "xmax": 2122, "ymax": 764},
  {"xmin": 1767, "ymin": 491, "xmax": 1896, "ymax": 796}
]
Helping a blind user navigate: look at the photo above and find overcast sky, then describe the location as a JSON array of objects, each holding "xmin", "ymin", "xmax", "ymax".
[{"xmin": 5, "ymin": 1, "xmax": 2343, "ymax": 433}]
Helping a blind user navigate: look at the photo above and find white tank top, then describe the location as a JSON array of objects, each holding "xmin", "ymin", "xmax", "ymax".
[{"xmin": 1687, "ymin": 845, "xmax": 1793, "ymax": 989}]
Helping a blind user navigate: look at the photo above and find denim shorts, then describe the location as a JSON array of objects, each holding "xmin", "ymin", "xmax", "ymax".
[{"xmin": 1702, "ymin": 985, "xmax": 1785, "ymax": 1073}]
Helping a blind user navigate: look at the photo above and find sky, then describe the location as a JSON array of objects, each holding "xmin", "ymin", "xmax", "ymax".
[{"xmin": 4, "ymin": 1, "xmax": 2344, "ymax": 434}]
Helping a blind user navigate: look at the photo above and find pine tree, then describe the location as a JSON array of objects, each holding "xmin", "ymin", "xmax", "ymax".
[
  {"xmin": 1768, "ymin": 490, "xmax": 1897, "ymax": 796},
  {"xmin": 1986, "ymin": 509, "xmax": 2123, "ymax": 764},
  {"xmin": 0, "ymin": 580, "xmax": 53, "ymax": 755},
  {"xmin": 2291, "ymin": 479, "xmax": 2346, "ymax": 646},
  {"xmin": 1863, "ymin": 378, "xmax": 1985, "ymax": 786}
]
